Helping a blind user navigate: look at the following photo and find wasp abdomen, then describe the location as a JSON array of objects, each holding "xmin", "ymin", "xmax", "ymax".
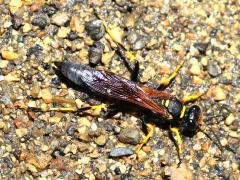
[{"xmin": 55, "ymin": 61, "xmax": 94, "ymax": 86}]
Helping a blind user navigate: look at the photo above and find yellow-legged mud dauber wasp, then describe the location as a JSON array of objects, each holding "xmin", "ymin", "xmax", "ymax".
[{"xmin": 15, "ymin": 10, "xmax": 233, "ymax": 167}]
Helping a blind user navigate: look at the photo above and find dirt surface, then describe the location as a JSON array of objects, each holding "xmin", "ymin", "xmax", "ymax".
[{"xmin": 0, "ymin": 0, "xmax": 239, "ymax": 179}]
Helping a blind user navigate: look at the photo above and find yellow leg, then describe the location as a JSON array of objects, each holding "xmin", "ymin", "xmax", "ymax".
[
  {"xmin": 170, "ymin": 127, "xmax": 183, "ymax": 155},
  {"xmin": 49, "ymin": 104, "xmax": 106, "ymax": 112},
  {"xmin": 96, "ymin": 13, "xmax": 135, "ymax": 62},
  {"xmin": 182, "ymin": 93, "xmax": 203, "ymax": 104},
  {"xmin": 135, "ymin": 123, "xmax": 155, "ymax": 155},
  {"xmin": 160, "ymin": 60, "xmax": 185, "ymax": 88}
]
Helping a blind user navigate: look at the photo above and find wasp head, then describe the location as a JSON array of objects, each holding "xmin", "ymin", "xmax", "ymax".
[{"xmin": 183, "ymin": 105, "xmax": 201, "ymax": 135}]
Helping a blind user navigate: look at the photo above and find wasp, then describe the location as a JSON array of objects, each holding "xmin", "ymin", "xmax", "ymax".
[
  {"xmin": 54, "ymin": 59, "xmax": 204, "ymax": 163},
  {"xmin": 49, "ymin": 12, "xmax": 226, "ymax": 164}
]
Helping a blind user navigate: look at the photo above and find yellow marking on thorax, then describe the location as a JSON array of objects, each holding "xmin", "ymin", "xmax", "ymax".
[
  {"xmin": 180, "ymin": 105, "xmax": 186, "ymax": 119},
  {"xmin": 165, "ymin": 100, "xmax": 170, "ymax": 107},
  {"xmin": 161, "ymin": 100, "xmax": 165, "ymax": 105}
]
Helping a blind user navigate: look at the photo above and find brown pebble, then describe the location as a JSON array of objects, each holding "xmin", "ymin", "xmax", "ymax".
[
  {"xmin": 208, "ymin": 157, "xmax": 216, "ymax": 167},
  {"xmin": 101, "ymin": 51, "xmax": 115, "ymax": 65},
  {"xmin": 139, "ymin": 170, "xmax": 149, "ymax": 177},
  {"xmin": 142, "ymin": 146, "xmax": 151, "ymax": 153},
  {"xmin": 208, "ymin": 86, "xmax": 227, "ymax": 101},
  {"xmin": 1, "ymin": 51, "xmax": 18, "ymax": 60},
  {"xmin": 14, "ymin": 119, "xmax": 24, "ymax": 128},
  {"xmin": 95, "ymin": 134, "xmax": 108, "ymax": 146},
  {"xmin": 201, "ymin": 141, "xmax": 209, "ymax": 152},
  {"xmin": 27, "ymin": 153, "xmax": 52, "ymax": 170},
  {"xmin": 40, "ymin": 88, "xmax": 52, "ymax": 103},
  {"xmin": 164, "ymin": 163, "xmax": 193, "ymax": 180},
  {"xmin": 31, "ymin": 81, "xmax": 40, "ymax": 98},
  {"xmin": 50, "ymin": 158, "xmax": 65, "ymax": 171}
]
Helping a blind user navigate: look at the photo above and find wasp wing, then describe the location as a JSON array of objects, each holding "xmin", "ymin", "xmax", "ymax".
[{"xmin": 82, "ymin": 70, "xmax": 170, "ymax": 119}]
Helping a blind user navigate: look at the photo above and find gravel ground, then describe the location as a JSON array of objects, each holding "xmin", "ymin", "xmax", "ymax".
[{"xmin": 0, "ymin": 0, "xmax": 239, "ymax": 179}]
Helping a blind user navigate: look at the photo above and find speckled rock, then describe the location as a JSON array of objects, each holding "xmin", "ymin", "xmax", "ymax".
[{"xmin": 118, "ymin": 128, "xmax": 141, "ymax": 145}]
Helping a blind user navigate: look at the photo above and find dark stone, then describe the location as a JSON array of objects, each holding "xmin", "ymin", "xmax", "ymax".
[
  {"xmin": 27, "ymin": 44, "xmax": 43, "ymax": 57},
  {"xmin": 51, "ymin": 77, "xmax": 61, "ymax": 86},
  {"xmin": 32, "ymin": 16, "xmax": 48, "ymax": 28},
  {"xmin": 114, "ymin": 167, "xmax": 121, "ymax": 175},
  {"xmin": 66, "ymin": 125, "xmax": 77, "ymax": 135},
  {"xmin": 89, "ymin": 41, "xmax": 105, "ymax": 66},
  {"xmin": 11, "ymin": 14, "xmax": 23, "ymax": 30},
  {"xmin": 193, "ymin": 42, "xmax": 209, "ymax": 55},
  {"xmin": 207, "ymin": 63, "xmax": 221, "ymax": 77},
  {"xmin": 85, "ymin": 20, "xmax": 105, "ymax": 41},
  {"xmin": 210, "ymin": 28, "xmax": 218, "ymax": 38},
  {"xmin": 41, "ymin": 5, "xmax": 57, "ymax": 16},
  {"xmin": 68, "ymin": 32, "xmax": 78, "ymax": 41}
]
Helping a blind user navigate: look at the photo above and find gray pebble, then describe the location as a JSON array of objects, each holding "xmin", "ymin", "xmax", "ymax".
[
  {"xmin": 193, "ymin": 42, "xmax": 209, "ymax": 55},
  {"xmin": 127, "ymin": 31, "xmax": 139, "ymax": 45},
  {"xmin": 118, "ymin": 128, "xmax": 141, "ymax": 145},
  {"xmin": 89, "ymin": 41, "xmax": 105, "ymax": 66},
  {"xmin": 207, "ymin": 63, "xmax": 221, "ymax": 77},
  {"xmin": 132, "ymin": 40, "xmax": 146, "ymax": 51},
  {"xmin": 85, "ymin": 20, "xmax": 105, "ymax": 41},
  {"xmin": 32, "ymin": 16, "xmax": 48, "ymax": 29},
  {"xmin": 109, "ymin": 147, "xmax": 134, "ymax": 157}
]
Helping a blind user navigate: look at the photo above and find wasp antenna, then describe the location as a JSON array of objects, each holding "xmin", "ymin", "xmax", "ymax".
[
  {"xmin": 199, "ymin": 127, "xmax": 223, "ymax": 152},
  {"xmin": 203, "ymin": 114, "xmax": 224, "ymax": 125}
]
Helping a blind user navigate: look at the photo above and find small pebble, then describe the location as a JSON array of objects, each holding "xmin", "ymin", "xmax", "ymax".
[
  {"xmin": 16, "ymin": 128, "xmax": 28, "ymax": 137},
  {"xmin": 127, "ymin": 31, "xmax": 139, "ymax": 45},
  {"xmin": 225, "ymin": 113, "xmax": 235, "ymax": 126},
  {"xmin": 220, "ymin": 138, "xmax": 228, "ymax": 147},
  {"xmin": 78, "ymin": 117, "xmax": 91, "ymax": 127},
  {"xmin": 189, "ymin": 64, "xmax": 201, "ymax": 75},
  {"xmin": 32, "ymin": 16, "xmax": 48, "ymax": 28},
  {"xmin": 207, "ymin": 63, "xmax": 221, "ymax": 77},
  {"xmin": 9, "ymin": 0, "xmax": 22, "ymax": 13},
  {"xmin": 41, "ymin": 5, "xmax": 57, "ymax": 16},
  {"xmin": 118, "ymin": 128, "xmax": 141, "ymax": 145},
  {"xmin": 85, "ymin": 20, "xmax": 105, "ymax": 41},
  {"xmin": 109, "ymin": 147, "xmax": 134, "ymax": 157},
  {"xmin": 89, "ymin": 41, "xmax": 104, "ymax": 66},
  {"xmin": 51, "ymin": 12, "xmax": 70, "ymax": 26},
  {"xmin": 141, "ymin": 65, "xmax": 156, "ymax": 82},
  {"xmin": 193, "ymin": 42, "xmax": 209, "ymax": 55},
  {"xmin": 95, "ymin": 134, "xmax": 108, "ymax": 146},
  {"xmin": 68, "ymin": 32, "xmax": 78, "ymax": 41},
  {"xmin": 132, "ymin": 39, "xmax": 146, "ymax": 51},
  {"xmin": 137, "ymin": 150, "xmax": 147, "ymax": 161},
  {"xmin": 27, "ymin": 153, "xmax": 52, "ymax": 170},
  {"xmin": 40, "ymin": 88, "xmax": 52, "ymax": 103},
  {"xmin": 229, "ymin": 131, "xmax": 239, "ymax": 138},
  {"xmin": 208, "ymin": 86, "xmax": 227, "ymax": 101},
  {"xmin": 101, "ymin": 51, "xmax": 115, "ymax": 66},
  {"xmin": 31, "ymin": 81, "xmax": 40, "ymax": 98},
  {"xmin": 0, "ymin": 60, "xmax": 9, "ymax": 68},
  {"xmin": 1, "ymin": 51, "xmax": 18, "ymax": 60},
  {"xmin": 11, "ymin": 14, "xmax": 23, "ymax": 29},
  {"xmin": 57, "ymin": 26, "xmax": 71, "ymax": 38},
  {"xmin": 164, "ymin": 163, "xmax": 193, "ymax": 180},
  {"xmin": 0, "ymin": 75, "xmax": 4, "ymax": 81},
  {"xmin": 23, "ymin": 23, "xmax": 32, "ymax": 33}
]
